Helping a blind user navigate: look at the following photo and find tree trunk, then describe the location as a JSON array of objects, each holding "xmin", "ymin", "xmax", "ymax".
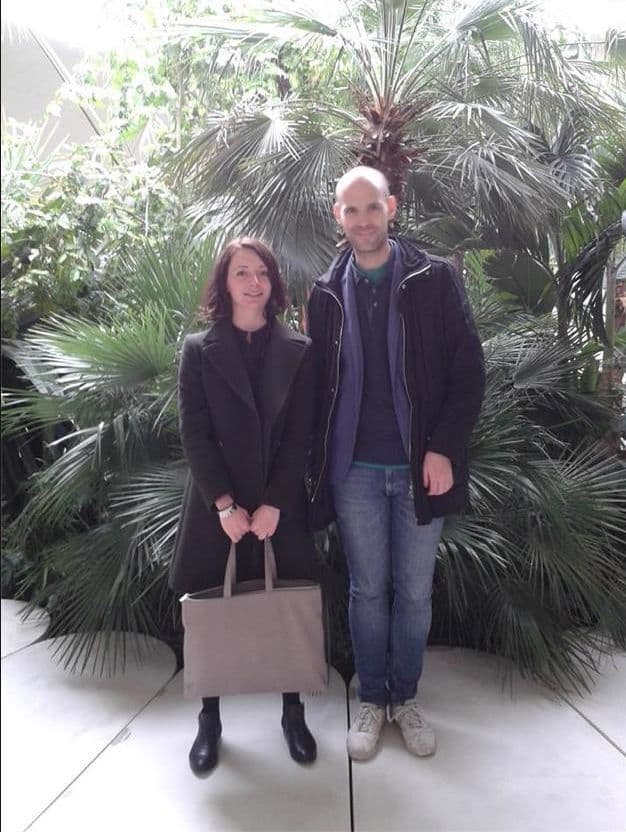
[
  {"xmin": 599, "ymin": 250, "xmax": 625, "ymax": 456},
  {"xmin": 553, "ymin": 234, "xmax": 569, "ymax": 340},
  {"xmin": 451, "ymin": 250, "xmax": 464, "ymax": 280}
]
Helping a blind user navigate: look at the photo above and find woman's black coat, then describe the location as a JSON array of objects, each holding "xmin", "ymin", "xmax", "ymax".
[{"xmin": 169, "ymin": 318, "xmax": 318, "ymax": 596}]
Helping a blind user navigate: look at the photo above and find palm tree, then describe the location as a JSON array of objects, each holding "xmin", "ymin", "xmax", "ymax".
[
  {"xmin": 2, "ymin": 234, "xmax": 215, "ymax": 672},
  {"xmin": 167, "ymin": 0, "xmax": 623, "ymax": 306}
]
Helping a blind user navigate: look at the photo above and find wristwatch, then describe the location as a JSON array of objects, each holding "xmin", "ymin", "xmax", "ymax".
[{"xmin": 217, "ymin": 502, "xmax": 237, "ymax": 520}]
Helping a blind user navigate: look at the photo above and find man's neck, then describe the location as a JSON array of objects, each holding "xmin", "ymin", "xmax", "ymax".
[{"xmin": 353, "ymin": 240, "xmax": 392, "ymax": 271}]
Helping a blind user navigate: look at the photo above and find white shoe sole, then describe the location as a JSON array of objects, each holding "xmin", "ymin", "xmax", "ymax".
[{"xmin": 347, "ymin": 741, "xmax": 380, "ymax": 762}]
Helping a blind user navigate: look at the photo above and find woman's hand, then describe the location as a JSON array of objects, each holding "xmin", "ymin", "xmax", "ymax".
[
  {"xmin": 250, "ymin": 504, "xmax": 280, "ymax": 540},
  {"xmin": 220, "ymin": 506, "xmax": 251, "ymax": 543}
]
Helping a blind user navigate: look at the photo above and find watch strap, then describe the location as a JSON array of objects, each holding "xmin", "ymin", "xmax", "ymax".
[{"xmin": 217, "ymin": 502, "xmax": 237, "ymax": 520}]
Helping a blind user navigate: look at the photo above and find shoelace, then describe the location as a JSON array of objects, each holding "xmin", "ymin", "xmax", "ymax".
[
  {"xmin": 354, "ymin": 704, "xmax": 383, "ymax": 732},
  {"xmin": 393, "ymin": 702, "xmax": 425, "ymax": 729}
]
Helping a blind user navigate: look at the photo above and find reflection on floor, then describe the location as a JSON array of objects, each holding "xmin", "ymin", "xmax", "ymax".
[{"xmin": 1, "ymin": 600, "xmax": 624, "ymax": 832}]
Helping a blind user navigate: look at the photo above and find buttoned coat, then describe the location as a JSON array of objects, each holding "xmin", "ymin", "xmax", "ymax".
[{"xmin": 169, "ymin": 318, "xmax": 318, "ymax": 596}]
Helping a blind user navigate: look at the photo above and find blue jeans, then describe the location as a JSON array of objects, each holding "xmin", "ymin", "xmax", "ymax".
[{"xmin": 332, "ymin": 466, "xmax": 444, "ymax": 707}]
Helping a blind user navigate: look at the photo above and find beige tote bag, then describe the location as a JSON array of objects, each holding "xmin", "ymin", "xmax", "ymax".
[{"xmin": 180, "ymin": 539, "xmax": 327, "ymax": 698}]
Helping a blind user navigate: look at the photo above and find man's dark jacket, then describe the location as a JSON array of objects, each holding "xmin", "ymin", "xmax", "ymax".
[{"xmin": 306, "ymin": 235, "xmax": 486, "ymax": 530}]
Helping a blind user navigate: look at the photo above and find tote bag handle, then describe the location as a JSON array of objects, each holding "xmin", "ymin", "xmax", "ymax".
[{"xmin": 223, "ymin": 538, "xmax": 278, "ymax": 598}]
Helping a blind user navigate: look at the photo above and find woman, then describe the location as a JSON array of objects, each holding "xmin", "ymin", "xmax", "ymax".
[{"xmin": 170, "ymin": 238, "xmax": 319, "ymax": 775}]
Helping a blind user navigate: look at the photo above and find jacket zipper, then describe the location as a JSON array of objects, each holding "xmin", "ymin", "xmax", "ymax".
[
  {"xmin": 397, "ymin": 263, "xmax": 430, "ymax": 508},
  {"xmin": 400, "ymin": 316, "xmax": 413, "ymax": 462},
  {"xmin": 397, "ymin": 265, "xmax": 431, "ymax": 441},
  {"xmin": 397, "ymin": 263, "xmax": 431, "ymax": 293},
  {"xmin": 312, "ymin": 263, "xmax": 429, "ymax": 503},
  {"xmin": 311, "ymin": 285, "xmax": 344, "ymax": 503}
]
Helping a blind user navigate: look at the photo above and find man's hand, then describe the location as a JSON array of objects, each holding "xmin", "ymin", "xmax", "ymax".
[
  {"xmin": 250, "ymin": 504, "xmax": 280, "ymax": 540},
  {"xmin": 220, "ymin": 506, "xmax": 251, "ymax": 543},
  {"xmin": 423, "ymin": 451, "xmax": 453, "ymax": 496}
]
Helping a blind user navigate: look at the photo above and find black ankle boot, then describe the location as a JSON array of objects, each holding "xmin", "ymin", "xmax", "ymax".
[
  {"xmin": 189, "ymin": 711, "xmax": 222, "ymax": 775},
  {"xmin": 281, "ymin": 702, "xmax": 317, "ymax": 764}
]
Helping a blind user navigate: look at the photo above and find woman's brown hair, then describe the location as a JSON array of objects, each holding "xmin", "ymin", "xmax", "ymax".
[{"xmin": 202, "ymin": 237, "xmax": 288, "ymax": 321}]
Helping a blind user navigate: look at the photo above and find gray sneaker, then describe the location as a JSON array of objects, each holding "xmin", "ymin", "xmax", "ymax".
[
  {"xmin": 390, "ymin": 698, "xmax": 436, "ymax": 757},
  {"xmin": 347, "ymin": 702, "xmax": 386, "ymax": 761}
]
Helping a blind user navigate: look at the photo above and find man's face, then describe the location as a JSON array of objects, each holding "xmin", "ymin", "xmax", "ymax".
[{"xmin": 333, "ymin": 178, "xmax": 397, "ymax": 257}]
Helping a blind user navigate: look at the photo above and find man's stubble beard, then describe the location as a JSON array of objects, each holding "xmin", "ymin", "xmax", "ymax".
[{"xmin": 346, "ymin": 229, "xmax": 389, "ymax": 258}]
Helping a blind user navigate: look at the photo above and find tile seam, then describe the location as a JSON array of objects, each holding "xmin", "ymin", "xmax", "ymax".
[
  {"xmin": 560, "ymin": 695, "xmax": 625, "ymax": 758},
  {"xmin": 20, "ymin": 668, "xmax": 178, "ymax": 832}
]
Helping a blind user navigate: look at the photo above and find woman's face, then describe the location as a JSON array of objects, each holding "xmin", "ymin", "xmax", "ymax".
[{"xmin": 225, "ymin": 248, "xmax": 272, "ymax": 316}]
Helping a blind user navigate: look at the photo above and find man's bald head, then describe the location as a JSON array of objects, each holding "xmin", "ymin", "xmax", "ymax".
[
  {"xmin": 333, "ymin": 166, "xmax": 396, "ymax": 267},
  {"xmin": 335, "ymin": 166, "xmax": 391, "ymax": 201}
]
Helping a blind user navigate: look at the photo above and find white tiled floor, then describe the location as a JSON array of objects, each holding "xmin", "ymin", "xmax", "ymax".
[
  {"xmin": 1, "ymin": 630, "xmax": 177, "ymax": 832},
  {"xmin": 28, "ymin": 671, "xmax": 350, "ymax": 832},
  {"xmin": 1, "ymin": 599, "xmax": 50, "ymax": 658},
  {"xmin": 563, "ymin": 652, "xmax": 626, "ymax": 753},
  {"xmin": 1, "ymin": 601, "xmax": 624, "ymax": 832},
  {"xmin": 349, "ymin": 648, "xmax": 626, "ymax": 832}
]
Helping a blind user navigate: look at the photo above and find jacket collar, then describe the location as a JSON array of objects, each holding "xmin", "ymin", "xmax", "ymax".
[
  {"xmin": 200, "ymin": 319, "xmax": 308, "ymax": 446},
  {"xmin": 201, "ymin": 317, "xmax": 303, "ymax": 351},
  {"xmin": 315, "ymin": 235, "xmax": 430, "ymax": 294}
]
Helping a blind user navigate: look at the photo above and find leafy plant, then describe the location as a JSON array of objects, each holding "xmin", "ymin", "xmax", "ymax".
[
  {"xmin": 1, "ymin": 119, "xmax": 182, "ymax": 339},
  {"xmin": 2, "ymin": 234, "xmax": 213, "ymax": 669}
]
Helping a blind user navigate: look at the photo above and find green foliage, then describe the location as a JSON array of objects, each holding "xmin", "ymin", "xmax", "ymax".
[
  {"xmin": 3, "ymin": 235, "xmax": 215, "ymax": 666},
  {"xmin": 432, "ymin": 327, "xmax": 626, "ymax": 693},
  {"xmin": 1, "ymin": 119, "xmax": 183, "ymax": 338},
  {"xmin": 483, "ymin": 251, "xmax": 555, "ymax": 315}
]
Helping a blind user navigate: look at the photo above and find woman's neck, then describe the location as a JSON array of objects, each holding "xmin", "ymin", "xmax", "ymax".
[{"xmin": 231, "ymin": 310, "xmax": 267, "ymax": 332}]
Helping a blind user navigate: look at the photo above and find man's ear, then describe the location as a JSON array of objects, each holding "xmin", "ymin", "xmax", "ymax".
[
  {"xmin": 332, "ymin": 202, "xmax": 341, "ymax": 222},
  {"xmin": 387, "ymin": 194, "xmax": 397, "ymax": 219}
]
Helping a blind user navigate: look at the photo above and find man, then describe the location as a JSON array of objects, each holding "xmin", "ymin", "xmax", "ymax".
[{"xmin": 307, "ymin": 166, "xmax": 485, "ymax": 761}]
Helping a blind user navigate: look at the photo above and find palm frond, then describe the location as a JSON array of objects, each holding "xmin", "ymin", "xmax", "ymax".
[
  {"xmin": 436, "ymin": 514, "xmax": 512, "ymax": 625},
  {"xmin": 9, "ymin": 425, "xmax": 110, "ymax": 541},
  {"xmin": 426, "ymin": 138, "xmax": 567, "ymax": 244},
  {"xmin": 9, "ymin": 310, "xmax": 176, "ymax": 398},
  {"xmin": 110, "ymin": 461, "xmax": 187, "ymax": 559},
  {"xmin": 564, "ymin": 219, "xmax": 625, "ymax": 342},
  {"xmin": 174, "ymin": 109, "xmax": 354, "ymax": 282},
  {"xmin": 20, "ymin": 522, "xmax": 171, "ymax": 675},
  {"xmin": 111, "ymin": 233, "xmax": 220, "ymax": 334},
  {"xmin": 467, "ymin": 381, "xmax": 536, "ymax": 511}
]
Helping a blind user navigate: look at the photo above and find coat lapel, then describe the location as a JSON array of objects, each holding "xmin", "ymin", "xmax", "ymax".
[
  {"xmin": 200, "ymin": 319, "xmax": 307, "ymax": 474},
  {"xmin": 200, "ymin": 319, "xmax": 257, "ymax": 413},
  {"xmin": 259, "ymin": 321, "xmax": 307, "ymax": 461}
]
